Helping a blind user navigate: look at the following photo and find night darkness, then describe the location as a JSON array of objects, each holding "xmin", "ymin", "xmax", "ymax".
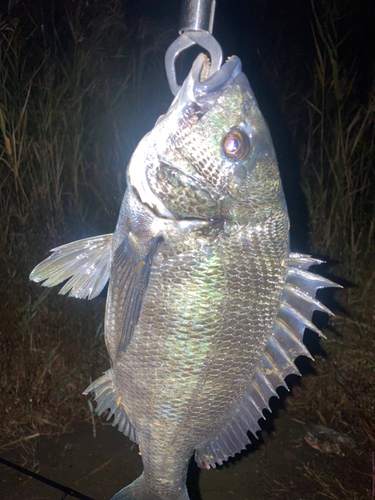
[
  {"xmin": 7, "ymin": 0, "xmax": 374, "ymax": 250},
  {"xmin": 1, "ymin": 1, "xmax": 374, "ymax": 499}
]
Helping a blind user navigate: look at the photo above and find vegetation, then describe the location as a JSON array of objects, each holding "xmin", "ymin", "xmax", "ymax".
[{"xmin": 283, "ymin": 4, "xmax": 375, "ymax": 499}]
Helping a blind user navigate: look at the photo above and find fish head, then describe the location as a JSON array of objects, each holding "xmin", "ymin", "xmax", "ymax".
[{"xmin": 129, "ymin": 53, "xmax": 287, "ymax": 224}]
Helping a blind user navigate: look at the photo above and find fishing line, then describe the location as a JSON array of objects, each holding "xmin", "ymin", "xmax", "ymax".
[{"xmin": 0, "ymin": 456, "xmax": 95, "ymax": 500}]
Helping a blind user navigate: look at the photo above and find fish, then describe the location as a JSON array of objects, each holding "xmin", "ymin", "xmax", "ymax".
[{"xmin": 30, "ymin": 53, "xmax": 340, "ymax": 500}]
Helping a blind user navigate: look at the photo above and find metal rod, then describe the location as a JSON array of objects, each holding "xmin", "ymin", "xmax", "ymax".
[
  {"xmin": 165, "ymin": 0, "xmax": 222, "ymax": 95},
  {"xmin": 180, "ymin": 0, "xmax": 216, "ymax": 34},
  {"xmin": 0, "ymin": 456, "xmax": 95, "ymax": 500}
]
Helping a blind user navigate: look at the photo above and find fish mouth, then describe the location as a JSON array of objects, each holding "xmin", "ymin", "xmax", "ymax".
[
  {"xmin": 180, "ymin": 53, "xmax": 242, "ymax": 111},
  {"xmin": 193, "ymin": 54, "xmax": 241, "ymax": 93}
]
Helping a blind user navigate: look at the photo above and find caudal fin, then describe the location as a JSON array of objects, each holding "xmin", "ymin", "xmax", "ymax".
[{"xmin": 111, "ymin": 474, "xmax": 190, "ymax": 500}]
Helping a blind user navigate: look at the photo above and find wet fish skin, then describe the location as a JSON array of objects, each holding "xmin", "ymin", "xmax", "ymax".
[
  {"xmin": 103, "ymin": 55, "xmax": 287, "ymax": 498},
  {"xmin": 30, "ymin": 53, "xmax": 340, "ymax": 500}
]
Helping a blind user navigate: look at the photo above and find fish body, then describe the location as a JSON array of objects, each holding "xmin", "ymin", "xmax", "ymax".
[{"xmin": 30, "ymin": 54, "xmax": 339, "ymax": 500}]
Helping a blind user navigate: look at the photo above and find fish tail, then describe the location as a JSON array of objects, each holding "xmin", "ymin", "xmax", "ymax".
[{"xmin": 111, "ymin": 473, "xmax": 190, "ymax": 500}]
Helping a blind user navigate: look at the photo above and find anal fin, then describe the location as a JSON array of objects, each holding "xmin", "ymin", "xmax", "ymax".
[{"xmin": 84, "ymin": 370, "xmax": 138, "ymax": 443}]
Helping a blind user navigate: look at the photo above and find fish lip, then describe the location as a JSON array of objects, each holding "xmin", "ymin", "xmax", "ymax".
[
  {"xmin": 176, "ymin": 54, "xmax": 242, "ymax": 113},
  {"xmin": 191, "ymin": 54, "xmax": 242, "ymax": 98}
]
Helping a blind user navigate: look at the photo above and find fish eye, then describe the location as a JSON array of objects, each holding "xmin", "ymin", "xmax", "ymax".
[{"xmin": 222, "ymin": 128, "xmax": 251, "ymax": 161}]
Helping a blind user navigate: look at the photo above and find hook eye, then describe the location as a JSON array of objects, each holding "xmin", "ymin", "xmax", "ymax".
[{"xmin": 165, "ymin": 31, "xmax": 223, "ymax": 96}]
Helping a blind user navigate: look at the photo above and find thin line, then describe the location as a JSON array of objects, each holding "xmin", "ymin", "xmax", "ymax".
[{"xmin": 0, "ymin": 456, "xmax": 95, "ymax": 500}]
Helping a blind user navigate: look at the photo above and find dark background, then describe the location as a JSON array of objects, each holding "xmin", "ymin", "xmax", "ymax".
[{"xmin": 4, "ymin": 0, "xmax": 374, "ymax": 250}]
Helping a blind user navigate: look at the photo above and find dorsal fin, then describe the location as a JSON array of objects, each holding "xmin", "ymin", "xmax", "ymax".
[{"xmin": 195, "ymin": 253, "xmax": 341, "ymax": 469}]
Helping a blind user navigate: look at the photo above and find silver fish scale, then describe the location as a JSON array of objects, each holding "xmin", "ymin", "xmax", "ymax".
[
  {"xmin": 165, "ymin": 105, "xmax": 231, "ymax": 194},
  {"xmin": 109, "ymin": 208, "xmax": 288, "ymax": 496}
]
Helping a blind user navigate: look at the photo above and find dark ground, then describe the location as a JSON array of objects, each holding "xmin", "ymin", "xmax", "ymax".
[{"xmin": 0, "ymin": 409, "xmax": 367, "ymax": 500}]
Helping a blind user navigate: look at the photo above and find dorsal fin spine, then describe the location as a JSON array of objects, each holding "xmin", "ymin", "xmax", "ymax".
[
  {"xmin": 273, "ymin": 318, "xmax": 313, "ymax": 360},
  {"xmin": 249, "ymin": 381, "xmax": 271, "ymax": 411}
]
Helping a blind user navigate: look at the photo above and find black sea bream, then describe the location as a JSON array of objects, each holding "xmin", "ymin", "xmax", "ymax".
[{"xmin": 30, "ymin": 54, "xmax": 339, "ymax": 500}]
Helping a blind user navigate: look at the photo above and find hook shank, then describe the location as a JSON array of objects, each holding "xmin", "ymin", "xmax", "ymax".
[{"xmin": 180, "ymin": 0, "xmax": 216, "ymax": 34}]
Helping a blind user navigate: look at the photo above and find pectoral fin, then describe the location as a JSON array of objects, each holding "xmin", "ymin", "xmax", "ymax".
[
  {"xmin": 110, "ymin": 234, "xmax": 161, "ymax": 358},
  {"xmin": 30, "ymin": 234, "xmax": 112, "ymax": 299}
]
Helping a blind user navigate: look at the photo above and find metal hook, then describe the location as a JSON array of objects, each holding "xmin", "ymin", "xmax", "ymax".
[
  {"xmin": 165, "ymin": 31, "xmax": 222, "ymax": 96},
  {"xmin": 180, "ymin": 0, "xmax": 216, "ymax": 33},
  {"xmin": 165, "ymin": 0, "xmax": 223, "ymax": 96}
]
